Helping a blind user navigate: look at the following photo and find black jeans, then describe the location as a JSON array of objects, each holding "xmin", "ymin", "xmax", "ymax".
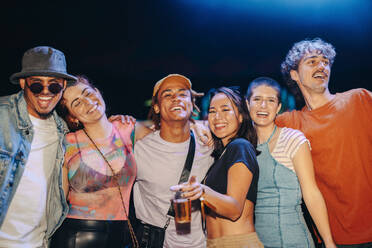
[{"xmin": 50, "ymin": 218, "xmax": 131, "ymax": 248}]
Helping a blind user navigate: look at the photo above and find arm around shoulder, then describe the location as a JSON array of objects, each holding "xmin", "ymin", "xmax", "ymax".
[{"xmin": 134, "ymin": 120, "xmax": 153, "ymax": 141}]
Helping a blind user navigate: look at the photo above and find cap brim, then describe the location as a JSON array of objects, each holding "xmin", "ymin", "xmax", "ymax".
[
  {"xmin": 10, "ymin": 71, "xmax": 77, "ymax": 84},
  {"xmin": 153, "ymin": 74, "xmax": 192, "ymax": 96}
]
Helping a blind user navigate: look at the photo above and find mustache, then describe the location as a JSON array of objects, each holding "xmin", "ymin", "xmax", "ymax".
[{"xmin": 312, "ymin": 70, "xmax": 328, "ymax": 77}]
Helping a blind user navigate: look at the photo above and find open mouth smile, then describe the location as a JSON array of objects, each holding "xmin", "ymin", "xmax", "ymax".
[
  {"xmin": 87, "ymin": 103, "xmax": 98, "ymax": 114},
  {"xmin": 214, "ymin": 123, "xmax": 227, "ymax": 130},
  {"xmin": 37, "ymin": 95, "xmax": 54, "ymax": 107},
  {"xmin": 38, "ymin": 96, "xmax": 53, "ymax": 101},
  {"xmin": 170, "ymin": 106, "xmax": 183, "ymax": 111},
  {"xmin": 256, "ymin": 111, "xmax": 269, "ymax": 117},
  {"xmin": 313, "ymin": 71, "xmax": 328, "ymax": 79}
]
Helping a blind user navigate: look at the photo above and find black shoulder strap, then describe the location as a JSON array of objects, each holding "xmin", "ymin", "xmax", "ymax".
[{"xmin": 167, "ymin": 131, "xmax": 196, "ymax": 217}]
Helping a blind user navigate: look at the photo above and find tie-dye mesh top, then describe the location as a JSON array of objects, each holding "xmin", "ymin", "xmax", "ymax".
[{"xmin": 64, "ymin": 121, "xmax": 136, "ymax": 220}]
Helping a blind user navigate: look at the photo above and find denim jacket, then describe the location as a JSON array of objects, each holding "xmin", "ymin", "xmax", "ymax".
[{"xmin": 0, "ymin": 91, "xmax": 69, "ymax": 247}]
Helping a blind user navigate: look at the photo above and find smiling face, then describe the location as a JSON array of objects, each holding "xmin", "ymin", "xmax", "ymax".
[
  {"xmin": 62, "ymin": 82, "xmax": 106, "ymax": 125},
  {"xmin": 20, "ymin": 76, "xmax": 66, "ymax": 119},
  {"xmin": 208, "ymin": 93, "xmax": 242, "ymax": 146},
  {"xmin": 248, "ymin": 85, "xmax": 281, "ymax": 128},
  {"xmin": 290, "ymin": 51, "xmax": 331, "ymax": 95},
  {"xmin": 154, "ymin": 78, "xmax": 193, "ymax": 124}
]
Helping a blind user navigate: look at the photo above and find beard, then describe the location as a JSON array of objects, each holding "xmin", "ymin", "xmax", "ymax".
[{"xmin": 37, "ymin": 111, "xmax": 54, "ymax": 119}]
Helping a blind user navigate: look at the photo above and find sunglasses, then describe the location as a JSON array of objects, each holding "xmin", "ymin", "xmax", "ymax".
[{"xmin": 26, "ymin": 82, "xmax": 64, "ymax": 95}]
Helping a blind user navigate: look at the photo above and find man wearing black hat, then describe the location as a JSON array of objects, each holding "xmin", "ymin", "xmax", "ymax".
[{"xmin": 0, "ymin": 46, "xmax": 76, "ymax": 247}]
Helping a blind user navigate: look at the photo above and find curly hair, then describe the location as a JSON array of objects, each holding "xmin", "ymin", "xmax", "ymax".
[
  {"xmin": 280, "ymin": 38, "xmax": 336, "ymax": 104},
  {"xmin": 56, "ymin": 75, "xmax": 96, "ymax": 131},
  {"xmin": 208, "ymin": 86, "xmax": 258, "ymax": 160}
]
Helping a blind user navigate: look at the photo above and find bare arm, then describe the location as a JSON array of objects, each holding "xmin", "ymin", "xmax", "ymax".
[
  {"xmin": 109, "ymin": 114, "xmax": 212, "ymax": 144},
  {"xmin": 293, "ymin": 143, "xmax": 336, "ymax": 248},
  {"xmin": 134, "ymin": 120, "xmax": 153, "ymax": 141},
  {"xmin": 180, "ymin": 162, "xmax": 252, "ymax": 221}
]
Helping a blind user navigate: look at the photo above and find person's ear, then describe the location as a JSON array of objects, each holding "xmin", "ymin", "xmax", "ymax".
[
  {"xmin": 71, "ymin": 117, "xmax": 80, "ymax": 125},
  {"xmin": 68, "ymin": 115, "xmax": 81, "ymax": 129},
  {"xmin": 19, "ymin": 78, "xmax": 26, "ymax": 90},
  {"xmin": 290, "ymin": 70, "xmax": 300, "ymax": 85},
  {"xmin": 276, "ymin": 103, "xmax": 282, "ymax": 115},
  {"xmin": 154, "ymin": 104, "xmax": 160, "ymax": 114}
]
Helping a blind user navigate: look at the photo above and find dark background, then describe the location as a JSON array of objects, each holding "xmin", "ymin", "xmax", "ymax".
[{"xmin": 2, "ymin": 0, "xmax": 371, "ymax": 119}]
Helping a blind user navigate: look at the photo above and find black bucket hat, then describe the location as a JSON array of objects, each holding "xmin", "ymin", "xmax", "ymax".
[{"xmin": 10, "ymin": 46, "xmax": 77, "ymax": 84}]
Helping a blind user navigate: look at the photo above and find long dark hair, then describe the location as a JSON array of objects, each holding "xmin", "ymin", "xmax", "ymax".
[{"xmin": 208, "ymin": 86, "xmax": 258, "ymax": 160}]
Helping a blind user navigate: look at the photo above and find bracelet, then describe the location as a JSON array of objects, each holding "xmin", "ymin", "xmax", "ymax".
[{"xmin": 200, "ymin": 187, "xmax": 216, "ymax": 211}]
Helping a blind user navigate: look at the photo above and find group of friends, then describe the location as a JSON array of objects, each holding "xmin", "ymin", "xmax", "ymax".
[{"xmin": 0, "ymin": 38, "xmax": 371, "ymax": 248}]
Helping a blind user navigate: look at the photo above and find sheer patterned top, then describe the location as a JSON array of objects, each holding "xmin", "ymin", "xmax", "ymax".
[{"xmin": 64, "ymin": 121, "xmax": 136, "ymax": 220}]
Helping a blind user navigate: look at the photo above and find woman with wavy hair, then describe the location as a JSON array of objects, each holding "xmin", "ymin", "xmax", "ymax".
[{"xmin": 51, "ymin": 75, "xmax": 141, "ymax": 248}]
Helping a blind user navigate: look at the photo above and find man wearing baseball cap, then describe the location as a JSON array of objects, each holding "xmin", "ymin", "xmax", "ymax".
[
  {"xmin": 0, "ymin": 46, "xmax": 76, "ymax": 247},
  {"xmin": 132, "ymin": 74, "xmax": 213, "ymax": 247}
]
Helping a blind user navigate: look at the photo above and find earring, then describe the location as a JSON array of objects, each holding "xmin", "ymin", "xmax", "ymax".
[{"xmin": 72, "ymin": 119, "xmax": 80, "ymax": 128}]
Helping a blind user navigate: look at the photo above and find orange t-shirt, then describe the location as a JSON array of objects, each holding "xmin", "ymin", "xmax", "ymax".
[{"xmin": 276, "ymin": 88, "xmax": 372, "ymax": 245}]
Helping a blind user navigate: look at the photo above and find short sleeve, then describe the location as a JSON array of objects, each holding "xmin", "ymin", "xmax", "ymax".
[
  {"xmin": 224, "ymin": 138, "xmax": 258, "ymax": 174},
  {"xmin": 286, "ymin": 129, "xmax": 311, "ymax": 160}
]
